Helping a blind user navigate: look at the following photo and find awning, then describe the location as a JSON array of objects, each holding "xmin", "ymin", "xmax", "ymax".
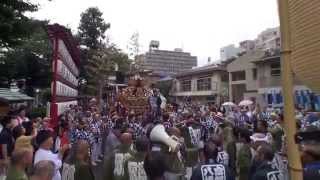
[
  {"xmin": 258, "ymin": 85, "xmax": 310, "ymax": 94},
  {"xmin": 157, "ymin": 76, "xmax": 173, "ymax": 82},
  {"xmin": 0, "ymin": 88, "xmax": 34, "ymax": 103},
  {"xmin": 258, "ymin": 86, "xmax": 320, "ymax": 111}
]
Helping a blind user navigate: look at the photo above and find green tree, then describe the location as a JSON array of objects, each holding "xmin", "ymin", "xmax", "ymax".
[
  {"xmin": 0, "ymin": 0, "xmax": 52, "ymax": 95},
  {"xmin": 86, "ymin": 45, "xmax": 130, "ymax": 107},
  {"xmin": 0, "ymin": 21, "xmax": 52, "ymax": 96},
  {"xmin": 78, "ymin": 7, "xmax": 110, "ymax": 50},
  {"xmin": 0, "ymin": 0, "xmax": 38, "ymax": 48},
  {"xmin": 77, "ymin": 7, "xmax": 111, "ymax": 84}
]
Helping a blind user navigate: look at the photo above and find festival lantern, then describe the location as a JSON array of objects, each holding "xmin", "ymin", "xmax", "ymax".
[{"xmin": 47, "ymin": 24, "xmax": 80, "ymax": 127}]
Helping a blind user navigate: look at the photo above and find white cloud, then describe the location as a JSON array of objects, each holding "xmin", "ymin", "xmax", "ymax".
[{"xmin": 29, "ymin": 0, "xmax": 279, "ymax": 66}]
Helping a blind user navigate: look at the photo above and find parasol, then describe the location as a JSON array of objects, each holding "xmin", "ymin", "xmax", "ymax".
[
  {"xmin": 238, "ymin": 100, "xmax": 253, "ymax": 106},
  {"xmin": 222, "ymin": 102, "xmax": 236, "ymax": 106}
]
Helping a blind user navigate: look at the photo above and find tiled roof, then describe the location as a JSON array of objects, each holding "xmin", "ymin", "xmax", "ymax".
[{"xmin": 0, "ymin": 88, "xmax": 33, "ymax": 103}]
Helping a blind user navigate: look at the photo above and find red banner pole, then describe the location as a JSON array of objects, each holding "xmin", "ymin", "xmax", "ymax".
[{"xmin": 50, "ymin": 37, "xmax": 59, "ymax": 128}]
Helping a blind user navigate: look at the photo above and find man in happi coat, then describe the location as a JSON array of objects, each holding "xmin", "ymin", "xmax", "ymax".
[
  {"xmin": 237, "ymin": 129, "xmax": 253, "ymax": 180},
  {"xmin": 178, "ymin": 112, "xmax": 203, "ymax": 180},
  {"xmin": 236, "ymin": 108, "xmax": 252, "ymax": 129},
  {"xmin": 164, "ymin": 127, "xmax": 185, "ymax": 180},
  {"xmin": 191, "ymin": 141, "xmax": 234, "ymax": 180},
  {"xmin": 200, "ymin": 112, "xmax": 217, "ymax": 142},
  {"xmin": 124, "ymin": 137, "xmax": 149, "ymax": 180},
  {"xmin": 70, "ymin": 118, "xmax": 93, "ymax": 146},
  {"xmin": 89, "ymin": 113, "xmax": 103, "ymax": 165},
  {"xmin": 105, "ymin": 133, "xmax": 133, "ymax": 180},
  {"xmin": 128, "ymin": 114, "xmax": 146, "ymax": 140},
  {"xmin": 251, "ymin": 144, "xmax": 281, "ymax": 180},
  {"xmin": 144, "ymin": 116, "xmax": 183, "ymax": 180},
  {"xmin": 162, "ymin": 113, "xmax": 173, "ymax": 130}
]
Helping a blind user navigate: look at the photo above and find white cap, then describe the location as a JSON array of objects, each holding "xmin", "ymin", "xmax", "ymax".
[{"xmin": 250, "ymin": 133, "xmax": 269, "ymax": 143}]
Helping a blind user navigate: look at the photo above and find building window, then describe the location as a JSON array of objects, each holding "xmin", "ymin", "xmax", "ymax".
[
  {"xmin": 270, "ymin": 62, "xmax": 281, "ymax": 76},
  {"xmin": 231, "ymin": 71, "xmax": 246, "ymax": 81},
  {"xmin": 181, "ymin": 80, "xmax": 191, "ymax": 92},
  {"xmin": 197, "ymin": 77, "xmax": 211, "ymax": 91},
  {"xmin": 252, "ymin": 68, "xmax": 257, "ymax": 80}
]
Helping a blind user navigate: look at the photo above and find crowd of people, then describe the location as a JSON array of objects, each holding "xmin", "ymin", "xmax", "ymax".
[{"xmin": 0, "ymin": 98, "xmax": 320, "ymax": 180}]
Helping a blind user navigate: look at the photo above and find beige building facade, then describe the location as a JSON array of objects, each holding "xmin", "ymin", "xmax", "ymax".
[
  {"xmin": 170, "ymin": 65, "xmax": 228, "ymax": 105},
  {"xmin": 227, "ymin": 49, "xmax": 313, "ymax": 108},
  {"xmin": 227, "ymin": 50, "xmax": 265, "ymax": 104}
]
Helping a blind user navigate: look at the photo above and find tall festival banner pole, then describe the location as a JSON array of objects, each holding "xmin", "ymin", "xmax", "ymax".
[
  {"xmin": 50, "ymin": 36, "xmax": 59, "ymax": 127},
  {"xmin": 48, "ymin": 24, "xmax": 80, "ymax": 128},
  {"xmin": 277, "ymin": 0, "xmax": 302, "ymax": 180}
]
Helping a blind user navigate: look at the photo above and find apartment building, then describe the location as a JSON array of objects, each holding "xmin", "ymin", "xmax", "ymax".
[{"xmin": 170, "ymin": 64, "xmax": 228, "ymax": 104}]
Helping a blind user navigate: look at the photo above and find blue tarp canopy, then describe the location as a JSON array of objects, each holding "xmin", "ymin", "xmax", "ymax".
[{"xmin": 157, "ymin": 76, "xmax": 173, "ymax": 82}]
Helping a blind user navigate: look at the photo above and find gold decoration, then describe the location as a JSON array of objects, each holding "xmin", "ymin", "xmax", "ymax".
[{"xmin": 118, "ymin": 78, "xmax": 152, "ymax": 115}]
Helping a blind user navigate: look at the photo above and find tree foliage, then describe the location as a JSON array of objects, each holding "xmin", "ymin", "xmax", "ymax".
[
  {"xmin": 77, "ymin": 6, "xmax": 131, "ymax": 97},
  {"xmin": 0, "ymin": 0, "xmax": 52, "ymax": 97},
  {"xmin": 77, "ymin": 7, "xmax": 111, "ymax": 82},
  {"xmin": 0, "ymin": 0, "xmax": 38, "ymax": 48},
  {"xmin": 86, "ymin": 45, "xmax": 130, "ymax": 95},
  {"xmin": 78, "ymin": 7, "xmax": 110, "ymax": 50},
  {"xmin": 0, "ymin": 21, "xmax": 52, "ymax": 96}
]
